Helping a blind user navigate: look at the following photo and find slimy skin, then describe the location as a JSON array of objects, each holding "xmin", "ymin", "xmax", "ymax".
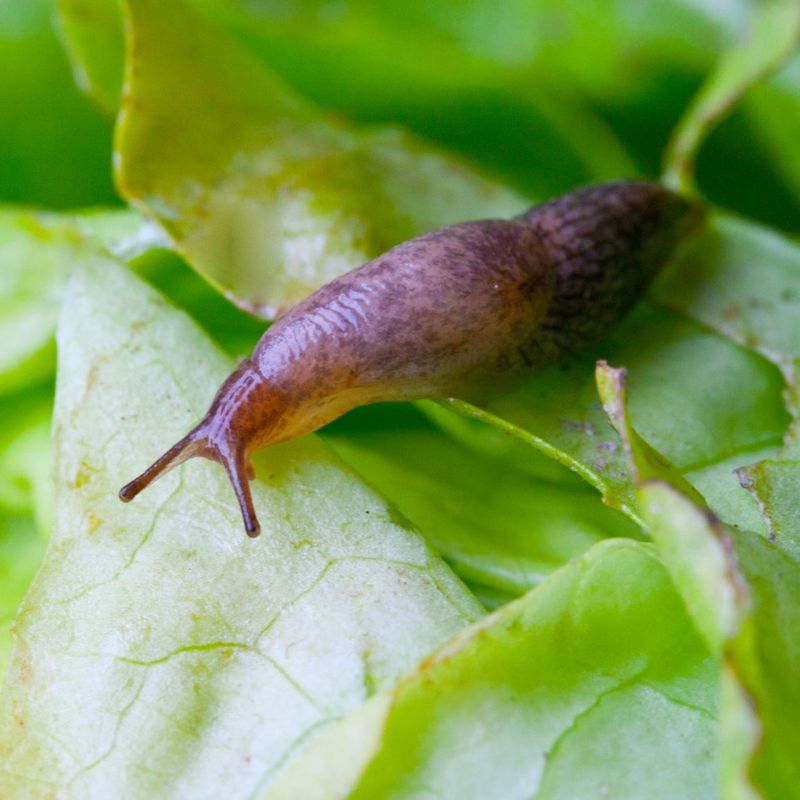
[{"xmin": 120, "ymin": 180, "xmax": 699, "ymax": 536}]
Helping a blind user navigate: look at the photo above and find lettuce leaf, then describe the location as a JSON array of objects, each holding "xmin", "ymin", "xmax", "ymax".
[
  {"xmin": 325, "ymin": 404, "xmax": 640, "ymax": 596},
  {"xmin": 3, "ymin": 1, "xmax": 800, "ymax": 797},
  {"xmin": 114, "ymin": 0, "xmax": 524, "ymax": 318},
  {"xmin": 0, "ymin": 253, "xmax": 481, "ymax": 797},
  {"xmin": 598, "ymin": 362, "xmax": 800, "ymax": 798},
  {"xmin": 263, "ymin": 539, "xmax": 717, "ymax": 800}
]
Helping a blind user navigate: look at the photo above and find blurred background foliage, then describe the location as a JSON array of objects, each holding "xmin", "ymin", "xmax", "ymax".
[{"xmin": 2, "ymin": 0, "xmax": 799, "ymax": 228}]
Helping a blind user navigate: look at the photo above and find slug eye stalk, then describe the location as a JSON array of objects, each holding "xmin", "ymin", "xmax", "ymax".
[{"xmin": 119, "ymin": 424, "xmax": 261, "ymax": 537}]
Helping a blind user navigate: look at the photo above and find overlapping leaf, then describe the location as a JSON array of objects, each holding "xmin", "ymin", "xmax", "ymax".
[
  {"xmin": 160, "ymin": 0, "xmax": 798, "ymax": 229},
  {"xmin": 598, "ymin": 362, "xmax": 800, "ymax": 799},
  {"xmin": 114, "ymin": 0, "xmax": 525, "ymax": 318},
  {"xmin": 263, "ymin": 539, "xmax": 717, "ymax": 800},
  {"xmin": 324, "ymin": 404, "xmax": 640, "ymax": 597}
]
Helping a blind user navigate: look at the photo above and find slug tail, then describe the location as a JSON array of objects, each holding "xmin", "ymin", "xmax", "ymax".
[{"xmin": 119, "ymin": 432, "xmax": 200, "ymax": 504}]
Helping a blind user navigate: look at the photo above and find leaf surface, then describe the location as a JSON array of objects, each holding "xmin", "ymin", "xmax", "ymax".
[
  {"xmin": 0, "ymin": 256, "xmax": 480, "ymax": 798},
  {"xmin": 599, "ymin": 359, "xmax": 800, "ymax": 800},
  {"xmin": 115, "ymin": 0, "xmax": 524, "ymax": 318},
  {"xmin": 263, "ymin": 540, "xmax": 717, "ymax": 800},
  {"xmin": 325, "ymin": 404, "xmax": 640, "ymax": 597}
]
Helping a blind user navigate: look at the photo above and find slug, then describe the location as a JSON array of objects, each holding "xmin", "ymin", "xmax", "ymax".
[{"xmin": 120, "ymin": 180, "xmax": 699, "ymax": 536}]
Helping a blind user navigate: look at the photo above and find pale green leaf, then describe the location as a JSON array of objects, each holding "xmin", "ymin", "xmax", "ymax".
[
  {"xmin": 0, "ymin": 255, "xmax": 480, "ymax": 798},
  {"xmin": 115, "ymin": 0, "xmax": 524, "ymax": 319}
]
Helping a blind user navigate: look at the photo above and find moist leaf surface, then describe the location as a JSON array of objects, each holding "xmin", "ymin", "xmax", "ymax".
[{"xmin": 0, "ymin": 255, "xmax": 480, "ymax": 798}]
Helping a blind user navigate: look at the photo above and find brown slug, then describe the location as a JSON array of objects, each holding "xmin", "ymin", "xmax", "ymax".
[{"xmin": 120, "ymin": 180, "xmax": 699, "ymax": 536}]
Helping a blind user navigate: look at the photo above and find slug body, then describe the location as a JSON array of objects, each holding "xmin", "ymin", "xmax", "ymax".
[{"xmin": 120, "ymin": 180, "xmax": 697, "ymax": 536}]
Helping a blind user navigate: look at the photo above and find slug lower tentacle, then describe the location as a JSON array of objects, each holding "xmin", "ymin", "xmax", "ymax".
[{"xmin": 120, "ymin": 180, "xmax": 701, "ymax": 536}]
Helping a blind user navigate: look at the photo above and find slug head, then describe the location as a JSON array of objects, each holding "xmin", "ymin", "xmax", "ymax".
[{"xmin": 119, "ymin": 360, "xmax": 281, "ymax": 537}]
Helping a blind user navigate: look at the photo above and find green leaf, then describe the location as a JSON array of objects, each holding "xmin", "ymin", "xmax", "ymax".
[
  {"xmin": 324, "ymin": 403, "xmax": 640, "ymax": 597},
  {"xmin": 0, "ymin": 515, "xmax": 47, "ymax": 674},
  {"xmin": 0, "ymin": 208, "xmax": 144, "ymax": 396},
  {"xmin": 633, "ymin": 480, "xmax": 761, "ymax": 800},
  {"xmin": 263, "ymin": 539, "xmax": 718, "ymax": 800},
  {"xmin": 634, "ymin": 482, "xmax": 800, "ymax": 800},
  {"xmin": 596, "ymin": 362, "xmax": 757, "ymax": 800},
  {"xmin": 57, "ymin": 0, "xmax": 124, "ymax": 116},
  {"xmin": 595, "ymin": 362, "xmax": 748, "ymax": 654},
  {"xmin": 115, "ymin": 0, "xmax": 524, "ymax": 319},
  {"xmin": 599, "ymin": 359, "xmax": 800, "ymax": 800},
  {"xmin": 663, "ymin": 0, "xmax": 800, "ymax": 194},
  {"xmin": 0, "ymin": 255, "xmax": 481, "ymax": 797},
  {"xmin": 439, "ymin": 305, "xmax": 786, "ymax": 530},
  {"xmin": 0, "ymin": 0, "xmax": 117, "ymax": 208}
]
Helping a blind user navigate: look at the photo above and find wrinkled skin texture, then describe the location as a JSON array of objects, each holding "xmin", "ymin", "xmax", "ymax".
[{"xmin": 120, "ymin": 180, "xmax": 698, "ymax": 535}]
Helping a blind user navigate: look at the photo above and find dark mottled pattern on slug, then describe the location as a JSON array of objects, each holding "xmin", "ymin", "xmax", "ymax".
[
  {"xmin": 120, "ymin": 180, "xmax": 700, "ymax": 536},
  {"xmin": 518, "ymin": 181, "xmax": 693, "ymax": 359}
]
